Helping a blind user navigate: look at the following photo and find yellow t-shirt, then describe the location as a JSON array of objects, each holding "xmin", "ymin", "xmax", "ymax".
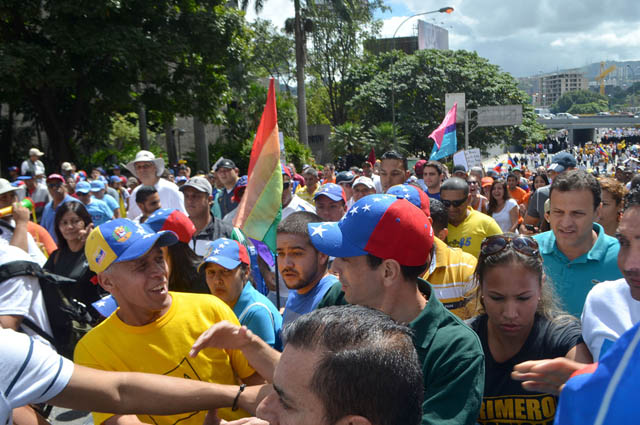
[
  {"xmin": 74, "ymin": 291, "xmax": 255, "ymax": 425},
  {"xmin": 295, "ymin": 184, "xmax": 318, "ymax": 205},
  {"xmin": 447, "ymin": 207, "xmax": 503, "ymax": 258},
  {"xmin": 423, "ymin": 238, "xmax": 479, "ymax": 320}
]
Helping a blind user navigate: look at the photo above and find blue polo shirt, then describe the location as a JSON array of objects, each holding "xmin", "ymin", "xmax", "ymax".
[
  {"xmin": 533, "ymin": 223, "xmax": 622, "ymax": 317},
  {"xmin": 40, "ymin": 195, "xmax": 80, "ymax": 243},
  {"xmin": 233, "ymin": 282, "xmax": 283, "ymax": 351}
]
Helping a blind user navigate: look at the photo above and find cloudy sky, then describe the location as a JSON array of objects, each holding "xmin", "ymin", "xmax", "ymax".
[{"xmin": 246, "ymin": 0, "xmax": 640, "ymax": 77}]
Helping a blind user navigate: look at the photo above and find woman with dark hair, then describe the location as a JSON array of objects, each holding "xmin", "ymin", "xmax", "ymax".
[
  {"xmin": 143, "ymin": 208, "xmax": 209, "ymax": 293},
  {"xmin": 487, "ymin": 179, "xmax": 519, "ymax": 232},
  {"xmin": 597, "ymin": 177, "xmax": 626, "ymax": 236},
  {"xmin": 468, "ymin": 234, "xmax": 592, "ymax": 425},
  {"xmin": 43, "ymin": 201, "xmax": 103, "ymax": 315},
  {"xmin": 532, "ymin": 173, "xmax": 549, "ymax": 192}
]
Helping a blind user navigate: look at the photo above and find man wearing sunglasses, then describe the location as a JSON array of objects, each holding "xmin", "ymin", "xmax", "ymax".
[
  {"xmin": 41, "ymin": 174, "xmax": 81, "ymax": 244},
  {"xmin": 281, "ymin": 166, "xmax": 315, "ymax": 219},
  {"xmin": 441, "ymin": 177, "xmax": 502, "ymax": 258}
]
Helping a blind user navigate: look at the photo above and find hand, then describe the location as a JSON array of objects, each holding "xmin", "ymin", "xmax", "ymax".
[
  {"xmin": 511, "ymin": 358, "xmax": 588, "ymax": 396},
  {"xmin": 11, "ymin": 202, "xmax": 30, "ymax": 224},
  {"xmin": 190, "ymin": 321, "xmax": 255, "ymax": 357},
  {"xmin": 518, "ymin": 223, "xmax": 537, "ymax": 236},
  {"xmin": 78, "ymin": 223, "xmax": 94, "ymax": 243}
]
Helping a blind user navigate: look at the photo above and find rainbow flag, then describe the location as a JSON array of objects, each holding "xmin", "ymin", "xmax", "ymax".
[
  {"xmin": 429, "ymin": 103, "xmax": 458, "ymax": 161},
  {"xmin": 233, "ymin": 79, "xmax": 282, "ymax": 251}
]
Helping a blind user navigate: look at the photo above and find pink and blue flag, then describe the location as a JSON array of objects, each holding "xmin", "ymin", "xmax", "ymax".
[{"xmin": 429, "ymin": 103, "xmax": 458, "ymax": 161}]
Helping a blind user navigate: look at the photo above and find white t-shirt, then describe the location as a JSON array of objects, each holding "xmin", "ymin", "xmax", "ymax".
[
  {"xmin": 491, "ymin": 198, "xmax": 518, "ymax": 232},
  {"xmin": 127, "ymin": 178, "xmax": 186, "ymax": 219},
  {"xmin": 0, "ymin": 244, "xmax": 54, "ymax": 347},
  {"xmin": 0, "ymin": 329, "xmax": 74, "ymax": 425},
  {"xmin": 282, "ymin": 195, "xmax": 315, "ymax": 219},
  {"xmin": 20, "ymin": 160, "xmax": 46, "ymax": 177},
  {"xmin": 0, "ymin": 220, "xmax": 48, "ymax": 266},
  {"xmin": 582, "ymin": 278, "xmax": 640, "ymax": 361}
]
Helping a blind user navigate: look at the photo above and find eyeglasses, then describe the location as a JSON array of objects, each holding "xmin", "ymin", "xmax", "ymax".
[
  {"xmin": 47, "ymin": 182, "xmax": 62, "ymax": 189},
  {"xmin": 467, "ymin": 181, "xmax": 478, "ymax": 186},
  {"xmin": 480, "ymin": 235, "xmax": 539, "ymax": 257},
  {"xmin": 441, "ymin": 198, "xmax": 467, "ymax": 208}
]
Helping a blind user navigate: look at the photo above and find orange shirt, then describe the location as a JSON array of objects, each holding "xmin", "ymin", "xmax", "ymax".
[
  {"xmin": 509, "ymin": 186, "xmax": 528, "ymax": 206},
  {"xmin": 27, "ymin": 221, "xmax": 57, "ymax": 256}
]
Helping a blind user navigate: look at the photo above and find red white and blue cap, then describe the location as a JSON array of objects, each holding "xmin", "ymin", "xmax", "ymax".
[
  {"xmin": 308, "ymin": 194, "xmax": 433, "ymax": 266},
  {"xmin": 198, "ymin": 237, "xmax": 250, "ymax": 272},
  {"xmin": 85, "ymin": 218, "xmax": 178, "ymax": 273},
  {"xmin": 143, "ymin": 208, "xmax": 196, "ymax": 244},
  {"xmin": 314, "ymin": 183, "xmax": 346, "ymax": 203},
  {"xmin": 386, "ymin": 184, "xmax": 430, "ymax": 218}
]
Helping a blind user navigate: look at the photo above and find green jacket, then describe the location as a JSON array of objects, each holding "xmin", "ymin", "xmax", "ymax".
[{"xmin": 319, "ymin": 279, "xmax": 485, "ymax": 425}]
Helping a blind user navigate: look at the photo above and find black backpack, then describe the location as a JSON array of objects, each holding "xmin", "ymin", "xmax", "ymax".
[{"xmin": 0, "ymin": 260, "xmax": 95, "ymax": 359}]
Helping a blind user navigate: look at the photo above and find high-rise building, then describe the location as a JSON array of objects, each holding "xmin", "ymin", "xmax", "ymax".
[{"xmin": 537, "ymin": 70, "xmax": 588, "ymax": 107}]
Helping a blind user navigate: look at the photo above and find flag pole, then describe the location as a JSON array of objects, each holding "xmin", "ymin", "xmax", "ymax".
[{"xmin": 274, "ymin": 256, "xmax": 281, "ymax": 310}]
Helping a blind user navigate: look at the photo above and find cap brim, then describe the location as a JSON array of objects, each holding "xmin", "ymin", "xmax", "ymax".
[
  {"xmin": 314, "ymin": 193, "xmax": 343, "ymax": 202},
  {"xmin": 197, "ymin": 256, "xmax": 241, "ymax": 272},
  {"xmin": 113, "ymin": 230, "xmax": 178, "ymax": 265},
  {"xmin": 76, "ymin": 189, "xmax": 90, "ymax": 194},
  {"xmin": 308, "ymin": 222, "xmax": 367, "ymax": 258}
]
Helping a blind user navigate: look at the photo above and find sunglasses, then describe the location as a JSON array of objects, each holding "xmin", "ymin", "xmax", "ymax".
[
  {"xmin": 47, "ymin": 182, "xmax": 63, "ymax": 188},
  {"xmin": 480, "ymin": 235, "xmax": 539, "ymax": 257},
  {"xmin": 441, "ymin": 198, "xmax": 467, "ymax": 208}
]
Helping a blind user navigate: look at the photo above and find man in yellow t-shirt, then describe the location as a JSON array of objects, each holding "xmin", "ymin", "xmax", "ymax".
[
  {"xmin": 296, "ymin": 167, "xmax": 320, "ymax": 205},
  {"xmin": 76, "ymin": 218, "xmax": 263, "ymax": 425},
  {"xmin": 441, "ymin": 177, "xmax": 502, "ymax": 258}
]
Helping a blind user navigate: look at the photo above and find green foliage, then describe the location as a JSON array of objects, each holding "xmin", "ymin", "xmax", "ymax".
[
  {"xmin": 249, "ymin": 20, "xmax": 295, "ymax": 89},
  {"xmin": 364, "ymin": 122, "xmax": 409, "ymax": 155},
  {"xmin": 567, "ymin": 102, "xmax": 605, "ymax": 114},
  {"xmin": 0, "ymin": 0, "xmax": 251, "ymax": 166},
  {"xmin": 284, "ymin": 137, "xmax": 313, "ymax": 171},
  {"xmin": 87, "ymin": 114, "xmax": 162, "ymax": 170},
  {"xmin": 306, "ymin": 0, "xmax": 387, "ymax": 126},
  {"xmin": 330, "ymin": 122, "xmax": 367, "ymax": 158},
  {"xmin": 306, "ymin": 81, "xmax": 332, "ymax": 125},
  {"xmin": 551, "ymin": 90, "xmax": 608, "ymax": 113},
  {"xmin": 347, "ymin": 49, "xmax": 545, "ymax": 156}
]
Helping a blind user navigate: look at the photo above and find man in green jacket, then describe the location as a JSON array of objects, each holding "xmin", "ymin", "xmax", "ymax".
[{"xmin": 309, "ymin": 193, "xmax": 485, "ymax": 425}]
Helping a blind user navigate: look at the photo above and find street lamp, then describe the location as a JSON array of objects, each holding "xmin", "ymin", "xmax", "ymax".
[{"xmin": 390, "ymin": 7, "xmax": 454, "ymax": 150}]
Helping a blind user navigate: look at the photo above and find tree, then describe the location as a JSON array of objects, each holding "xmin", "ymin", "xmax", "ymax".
[
  {"xmin": 0, "ymin": 0, "xmax": 250, "ymax": 167},
  {"xmin": 551, "ymin": 90, "xmax": 608, "ymax": 113},
  {"xmin": 306, "ymin": 0, "xmax": 385, "ymax": 126},
  {"xmin": 347, "ymin": 49, "xmax": 544, "ymax": 156},
  {"xmin": 250, "ymin": 20, "xmax": 296, "ymax": 91}
]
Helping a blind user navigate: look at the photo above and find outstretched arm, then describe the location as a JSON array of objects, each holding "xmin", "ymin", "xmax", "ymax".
[{"xmin": 191, "ymin": 321, "xmax": 281, "ymax": 383}]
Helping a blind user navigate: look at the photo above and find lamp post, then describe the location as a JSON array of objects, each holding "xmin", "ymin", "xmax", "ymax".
[{"xmin": 390, "ymin": 6, "xmax": 454, "ymax": 150}]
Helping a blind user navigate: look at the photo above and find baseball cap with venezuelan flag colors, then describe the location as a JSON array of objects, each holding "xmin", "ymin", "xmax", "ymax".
[{"xmin": 85, "ymin": 218, "xmax": 178, "ymax": 273}]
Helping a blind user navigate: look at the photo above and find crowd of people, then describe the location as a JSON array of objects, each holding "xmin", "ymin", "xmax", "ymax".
[{"xmin": 2, "ymin": 142, "xmax": 640, "ymax": 425}]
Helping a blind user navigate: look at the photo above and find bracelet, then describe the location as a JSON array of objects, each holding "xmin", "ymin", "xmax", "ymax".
[{"xmin": 231, "ymin": 384, "xmax": 246, "ymax": 411}]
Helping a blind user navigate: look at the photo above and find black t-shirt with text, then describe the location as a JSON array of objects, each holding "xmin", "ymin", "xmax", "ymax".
[{"xmin": 469, "ymin": 314, "xmax": 582, "ymax": 425}]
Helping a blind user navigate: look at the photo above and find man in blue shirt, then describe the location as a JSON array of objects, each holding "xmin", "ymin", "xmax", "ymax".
[
  {"xmin": 533, "ymin": 169, "xmax": 621, "ymax": 317},
  {"xmin": 199, "ymin": 237, "xmax": 282, "ymax": 350},
  {"xmin": 276, "ymin": 211, "xmax": 338, "ymax": 325},
  {"xmin": 41, "ymin": 174, "xmax": 80, "ymax": 243},
  {"xmin": 90, "ymin": 180, "xmax": 120, "ymax": 218},
  {"xmin": 76, "ymin": 181, "xmax": 113, "ymax": 226}
]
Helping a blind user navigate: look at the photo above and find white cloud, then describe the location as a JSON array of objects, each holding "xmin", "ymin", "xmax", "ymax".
[{"xmin": 244, "ymin": 0, "xmax": 294, "ymax": 30}]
